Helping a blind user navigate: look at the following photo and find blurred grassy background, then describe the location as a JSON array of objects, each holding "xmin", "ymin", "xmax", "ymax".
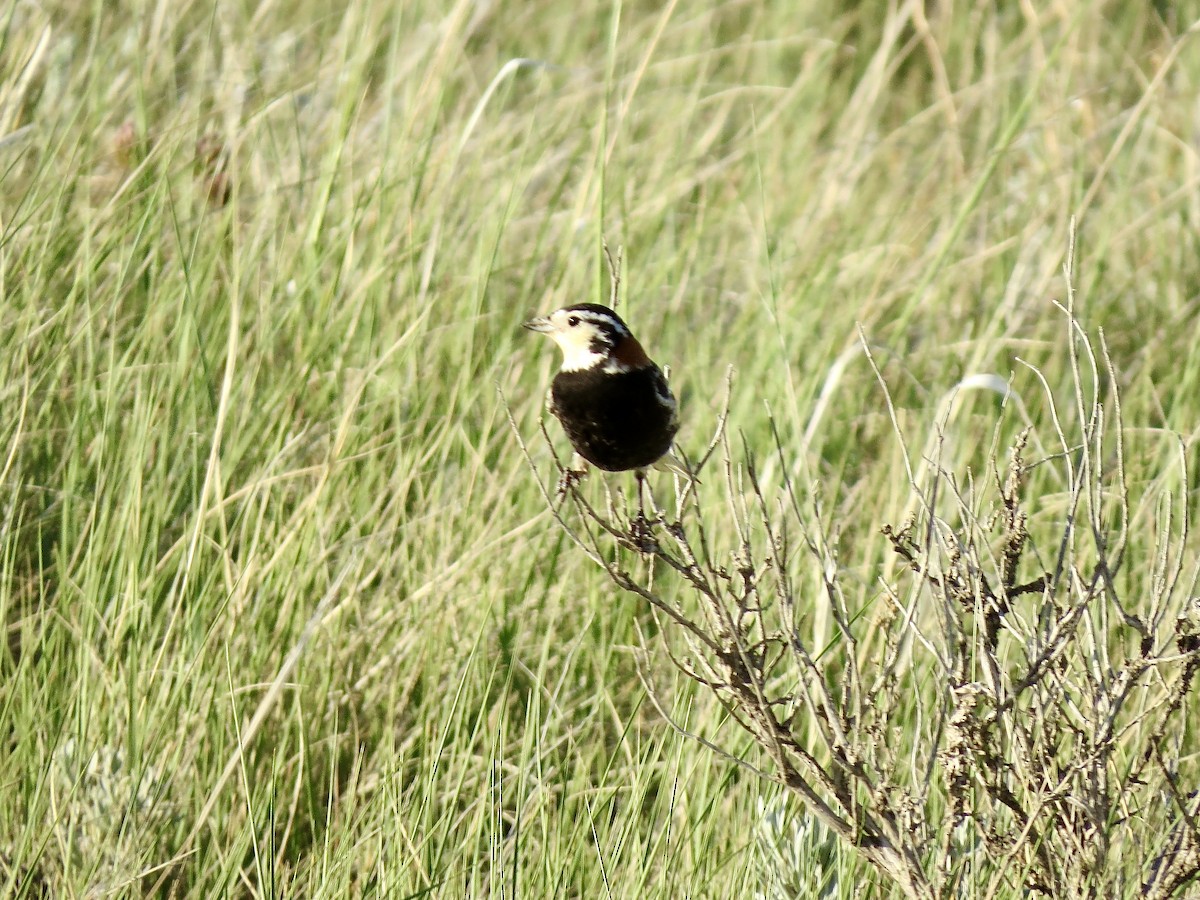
[{"xmin": 2, "ymin": 0, "xmax": 1199, "ymax": 895}]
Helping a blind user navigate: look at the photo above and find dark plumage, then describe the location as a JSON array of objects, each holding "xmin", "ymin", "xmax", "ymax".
[
  {"xmin": 549, "ymin": 364, "xmax": 677, "ymax": 471},
  {"xmin": 523, "ymin": 303, "xmax": 680, "ymax": 476}
]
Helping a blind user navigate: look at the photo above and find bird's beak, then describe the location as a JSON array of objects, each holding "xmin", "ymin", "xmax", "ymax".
[{"xmin": 522, "ymin": 315, "xmax": 554, "ymax": 333}]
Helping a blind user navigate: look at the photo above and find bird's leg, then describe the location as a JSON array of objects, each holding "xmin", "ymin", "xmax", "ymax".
[
  {"xmin": 629, "ymin": 468, "xmax": 657, "ymax": 553},
  {"xmin": 555, "ymin": 454, "xmax": 588, "ymax": 502}
]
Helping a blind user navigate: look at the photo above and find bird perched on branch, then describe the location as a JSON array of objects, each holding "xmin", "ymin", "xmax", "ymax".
[{"xmin": 524, "ymin": 302, "xmax": 681, "ymax": 513}]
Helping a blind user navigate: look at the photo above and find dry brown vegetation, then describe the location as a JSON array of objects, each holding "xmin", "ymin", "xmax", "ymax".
[{"xmin": 529, "ymin": 236, "xmax": 1200, "ymax": 898}]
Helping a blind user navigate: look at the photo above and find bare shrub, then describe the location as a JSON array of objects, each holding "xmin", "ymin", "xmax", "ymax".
[{"xmin": 515, "ymin": 243, "xmax": 1200, "ymax": 898}]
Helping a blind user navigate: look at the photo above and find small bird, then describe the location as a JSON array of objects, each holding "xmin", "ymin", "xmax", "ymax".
[{"xmin": 524, "ymin": 302, "xmax": 680, "ymax": 513}]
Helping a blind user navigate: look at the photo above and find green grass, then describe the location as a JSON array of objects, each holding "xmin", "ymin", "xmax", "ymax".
[{"xmin": 3, "ymin": 1, "xmax": 1200, "ymax": 896}]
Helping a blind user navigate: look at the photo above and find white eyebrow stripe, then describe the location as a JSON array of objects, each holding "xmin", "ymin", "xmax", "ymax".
[{"xmin": 572, "ymin": 311, "xmax": 629, "ymax": 335}]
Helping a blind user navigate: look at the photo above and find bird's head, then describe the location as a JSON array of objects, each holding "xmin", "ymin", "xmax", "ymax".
[{"xmin": 523, "ymin": 303, "xmax": 652, "ymax": 373}]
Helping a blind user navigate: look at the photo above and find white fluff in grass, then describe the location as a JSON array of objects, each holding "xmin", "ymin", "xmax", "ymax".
[
  {"xmin": 755, "ymin": 794, "xmax": 842, "ymax": 900},
  {"xmin": 46, "ymin": 738, "xmax": 176, "ymax": 894}
]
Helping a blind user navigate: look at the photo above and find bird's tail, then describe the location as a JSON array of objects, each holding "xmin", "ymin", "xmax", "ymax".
[{"xmin": 652, "ymin": 451, "xmax": 698, "ymax": 482}]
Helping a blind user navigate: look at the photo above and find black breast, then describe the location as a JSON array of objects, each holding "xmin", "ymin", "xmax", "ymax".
[{"xmin": 550, "ymin": 365, "xmax": 678, "ymax": 471}]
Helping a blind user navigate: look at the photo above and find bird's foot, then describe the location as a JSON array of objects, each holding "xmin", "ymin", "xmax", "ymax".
[
  {"xmin": 555, "ymin": 466, "xmax": 587, "ymax": 500},
  {"xmin": 628, "ymin": 510, "xmax": 659, "ymax": 554}
]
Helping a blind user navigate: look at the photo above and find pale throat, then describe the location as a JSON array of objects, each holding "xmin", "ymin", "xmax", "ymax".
[
  {"xmin": 557, "ymin": 340, "xmax": 603, "ymax": 371},
  {"xmin": 556, "ymin": 339, "xmax": 631, "ymax": 373},
  {"xmin": 554, "ymin": 329, "xmax": 645, "ymax": 374}
]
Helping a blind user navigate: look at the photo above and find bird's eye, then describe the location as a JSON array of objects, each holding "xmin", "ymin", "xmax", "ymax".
[{"xmin": 567, "ymin": 316, "xmax": 580, "ymax": 327}]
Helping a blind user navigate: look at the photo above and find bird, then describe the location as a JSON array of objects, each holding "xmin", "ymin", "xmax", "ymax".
[{"xmin": 523, "ymin": 302, "xmax": 680, "ymax": 518}]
